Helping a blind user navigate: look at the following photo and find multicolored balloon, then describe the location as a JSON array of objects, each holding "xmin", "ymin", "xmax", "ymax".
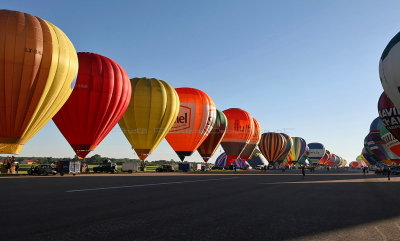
[
  {"xmin": 297, "ymin": 145, "xmax": 309, "ymax": 165},
  {"xmin": 276, "ymin": 133, "xmax": 293, "ymax": 163},
  {"xmin": 380, "ymin": 124, "xmax": 400, "ymax": 164},
  {"xmin": 118, "ymin": 78, "xmax": 179, "ymax": 160},
  {"xmin": 285, "ymin": 137, "xmax": 307, "ymax": 165},
  {"xmin": 0, "ymin": 10, "xmax": 79, "ymax": 154},
  {"xmin": 166, "ymin": 88, "xmax": 216, "ymax": 161},
  {"xmin": 364, "ymin": 134, "xmax": 390, "ymax": 165},
  {"xmin": 378, "ymin": 92, "xmax": 400, "ymax": 142},
  {"xmin": 370, "ymin": 117, "xmax": 400, "ymax": 164},
  {"xmin": 258, "ymin": 132, "xmax": 287, "ymax": 164},
  {"xmin": 362, "ymin": 147, "xmax": 377, "ymax": 166},
  {"xmin": 220, "ymin": 108, "xmax": 254, "ymax": 165},
  {"xmin": 197, "ymin": 109, "xmax": 228, "ymax": 162}
]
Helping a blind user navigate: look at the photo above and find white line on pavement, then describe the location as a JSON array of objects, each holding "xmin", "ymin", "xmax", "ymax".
[{"xmin": 66, "ymin": 177, "xmax": 239, "ymax": 193}]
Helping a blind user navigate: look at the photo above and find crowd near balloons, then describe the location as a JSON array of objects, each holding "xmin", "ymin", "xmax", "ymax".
[{"xmin": 0, "ymin": 9, "xmax": 351, "ymax": 170}]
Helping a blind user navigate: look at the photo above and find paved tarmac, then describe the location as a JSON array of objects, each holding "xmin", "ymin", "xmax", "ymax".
[{"xmin": 1, "ymin": 169, "xmax": 400, "ymax": 241}]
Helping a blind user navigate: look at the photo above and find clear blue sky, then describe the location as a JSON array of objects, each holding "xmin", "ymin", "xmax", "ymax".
[{"xmin": 3, "ymin": 0, "xmax": 399, "ymax": 163}]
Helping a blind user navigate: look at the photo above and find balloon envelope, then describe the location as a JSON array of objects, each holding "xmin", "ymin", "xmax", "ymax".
[
  {"xmin": 118, "ymin": 78, "xmax": 179, "ymax": 160},
  {"xmin": 380, "ymin": 124, "xmax": 400, "ymax": 164},
  {"xmin": 165, "ymin": 88, "xmax": 216, "ymax": 161},
  {"xmin": 197, "ymin": 110, "xmax": 228, "ymax": 162},
  {"xmin": 258, "ymin": 132, "xmax": 287, "ymax": 163},
  {"xmin": 285, "ymin": 137, "xmax": 307, "ymax": 165},
  {"xmin": 379, "ymin": 33, "xmax": 400, "ymax": 111},
  {"xmin": 220, "ymin": 108, "xmax": 254, "ymax": 165},
  {"xmin": 378, "ymin": 92, "xmax": 400, "ymax": 143},
  {"xmin": 0, "ymin": 10, "xmax": 79, "ymax": 153},
  {"xmin": 53, "ymin": 52, "xmax": 131, "ymax": 159},
  {"xmin": 308, "ymin": 143, "xmax": 326, "ymax": 165},
  {"xmin": 349, "ymin": 161, "xmax": 359, "ymax": 169},
  {"xmin": 239, "ymin": 118, "xmax": 261, "ymax": 162},
  {"xmin": 276, "ymin": 133, "xmax": 293, "ymax": 163}
]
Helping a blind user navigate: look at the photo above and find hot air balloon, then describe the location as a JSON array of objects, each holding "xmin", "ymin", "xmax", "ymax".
[
  {"xmin": 298, "ymin": 146, "xmax": 309, "ymax": 165},
  {"xmin": 220, "ymin": 108, "xmax": 254, "ymax": 165},
  {"xmin": 258, "ymin": 132, "xmax": 287, "ymax": 165},
  {"xmin": 320, "ymin": 152, "xmax": 330, "ymax": 166},
  {"xmin": 379, "ymin": 32, "xmax": 400, "ymax": 111},
  {"xmin": 0, "ymin": 10, "xmax": 78, "ymax": 154},
  {"xmin": 285, "ymin": 137, "xmax": 307, "ymax": 165},
  {"xmin": 378, "ymin": 92, "xmax": 400, "ymax": 141},
  {"xmin": 197, "ymin": 110, "xmax": 228, "ymax": 162},
  {"xmin": 324, "ymin": 150, "xmax": 332, "ymax": 165},
  {"xmin": 238, "ymin": 118, "xmax": 261, "ymax": 162},
  {"xmin": 165, "ymin": 88, "xmax": 216, "ymax": 161},
  {"xmin": 370, "ymin": 117, "xmax": 400, "ymax": 164},
  {"xmin": 349, "ymin": 161, "xmax": 359, "ymax": 169},
  {"xmin": 360, "ymin": 154, "xmax": 370, "ymax": 166},
  {"xmin": 364, "ymin": 133, "xmax": 392, "ymax": 165},
  {"xmin": 308, "ymin": 143, "xmax": 325, "ymax": 166},
  {"xmin": 362, "ymin": 147, "xmax": 377, "ymax": 166},
  {"xmin": 246, "ymin": 149, "xmax": 268, "ymax": 168},
  {"xmin": 118, "ymin": 78, "xmax": 179, "ymax": 160},
  {"xmin": 214, "ymin": 152, "xmax": 249, "ymax": 169},
  {"xmin": 333, "ymin": 155, "xmax": 341, "ymax": 167},
  {"xmin": 53, "ymin": 52, "xmax": 131, "ymax": 159},
  {"xmin": 364, "ymin": 134, "xmax": 392, "ymax": 165},
  {"xmin": 356, "ymin": 155, "xmax": 368, "ymax": 167},
  {"xmin": 215, "ymin": 152, "xmax": 227, "ymax": 167},
  {"xmin": 380, "ymin": 124, "xmax": 400, "ymax": 164},
  {"xmin": 276, "ymin": 133, "xmax": 293, "ymax": 163}
]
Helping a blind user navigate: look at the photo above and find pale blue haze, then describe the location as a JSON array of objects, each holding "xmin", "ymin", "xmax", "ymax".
[{"xmin": 2, "ymin": 0, "xmax": 400, "ymax": 163}]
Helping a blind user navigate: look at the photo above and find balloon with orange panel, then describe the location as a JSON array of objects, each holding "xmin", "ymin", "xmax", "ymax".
[
  {"xmin": 239, "ymin": 118, "xmax": 261, "ymax": 162},
  {"xmin": 165, "ymin": 88, "xmax": 216, "ymax": 161},
  {"xmin": 220, "ymin": 108, "xmax": 254, "ymax": 165}
]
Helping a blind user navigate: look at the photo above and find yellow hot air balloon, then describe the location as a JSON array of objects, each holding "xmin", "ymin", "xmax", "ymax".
[
  {"xmin": 0, "ymin": 10, "xmax": 78, "ymax": 154},
  {"xmin": 118, "ymin": 77, "xmax": 180, "ymax": 160}
]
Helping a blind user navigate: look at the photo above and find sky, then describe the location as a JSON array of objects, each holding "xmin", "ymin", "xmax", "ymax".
[{"xmin": 2, "ymin": 0, "xmax": 400, "ymax": 163}]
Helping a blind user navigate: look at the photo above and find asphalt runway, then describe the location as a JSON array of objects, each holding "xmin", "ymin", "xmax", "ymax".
[{"xmin": 1, "ymin": 170, "xmax": 400, "ymax": 241}]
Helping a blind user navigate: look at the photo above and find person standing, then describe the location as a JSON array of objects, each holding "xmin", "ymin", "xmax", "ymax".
[
  {"xmin": 6, "ymin": 159, "xmax": 11, "ymax": 174},
  {"xmin": 362, "ymin": 167, "xmax": 366, "ymax": 176},
  {"xmin": 302, "ymin": 166, "xmax": 305, "ymax": 178},
  {"xmin": 15, "ymin": 163, "xmax": 19, "ymax": 174},
  {"xmin": 388, "ymin": 167, "xmax": 391, "ymax": 181}
]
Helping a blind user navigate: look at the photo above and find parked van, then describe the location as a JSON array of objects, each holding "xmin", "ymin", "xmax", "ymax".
[{"xmin": 122, "ymin": 163, "xmax": 138, "ymax": 173}]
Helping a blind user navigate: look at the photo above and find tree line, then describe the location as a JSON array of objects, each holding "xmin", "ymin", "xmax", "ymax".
[{"xmin": 0, "ymin": 154, "xmax": 196, "ymax": 166}]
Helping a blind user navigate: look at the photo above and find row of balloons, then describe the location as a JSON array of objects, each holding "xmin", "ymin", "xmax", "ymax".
[
  {"xmin": 257, "ymin": 134, "xmax": 347, "ymax": 167},
  {"xmin": 0, "ymin": 10, "xmax": 347, "ymax": 167},
  {"xmin": 358, "ymin": 30, "xmax": 400, "ymax": 168}
]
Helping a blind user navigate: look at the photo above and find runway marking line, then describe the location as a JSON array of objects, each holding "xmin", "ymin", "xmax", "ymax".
[{"xmin": 66, "ymin": 177, "xmax": 239, "ymax": 193}]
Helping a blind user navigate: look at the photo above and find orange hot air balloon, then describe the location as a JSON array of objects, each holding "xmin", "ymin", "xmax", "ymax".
[
  {"xmin": 239, "ymin": 118, "xmax": 261, "ymax": 162},
  {"xmin": 220, "ymin": 108, "xmax": 254, "ymax": 165},
  {"xmin": 165, "ymin": 88, "xmax": 216, "ymax": 161}
]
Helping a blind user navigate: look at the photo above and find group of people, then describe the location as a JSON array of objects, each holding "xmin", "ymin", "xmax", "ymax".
[
  {"xmin": 1, "ymin": 156, "xmax": 18, "ymax": 174},
  {"xmin": 375, "ymin": 167, "xmax": 392, "ymax": 180}
]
